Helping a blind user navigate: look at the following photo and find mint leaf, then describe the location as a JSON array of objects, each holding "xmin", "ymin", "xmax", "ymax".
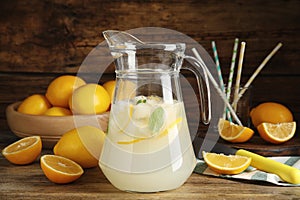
[
  {"xmin": 136, "ymin": 99, "xmax": 146, "ymax": 105},
  {"xmin": 148, "ymin": 107, "xmax": 165, "ymax": 134}
]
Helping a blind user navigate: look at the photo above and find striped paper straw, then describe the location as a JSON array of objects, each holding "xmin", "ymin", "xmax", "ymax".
[
  {"xmin": 191, "ymin": 48, "xmax": 242, "ymax": 126},
  {"xmin": 233, "ymin": 42, "xmax": 283, "ymax": 105},
  {"xmin": 226, "ymin": 38, "xmax": 239, "ymax": 121},
  {"xmin": 212, "ymin": 41, "xmax": 226, "ymax": 118},
  {"xmin": 233, "ymin": 42, "xmax": 246, "ymax": 111},
  {"xmin": 211, "ymin": 41, "xmax": 225, "ymax": 92}
]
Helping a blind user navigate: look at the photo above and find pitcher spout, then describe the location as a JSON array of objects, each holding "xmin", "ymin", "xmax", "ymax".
[{"xmin": 103, "ymin": 30, "xmax": 144, "ymax": 47}]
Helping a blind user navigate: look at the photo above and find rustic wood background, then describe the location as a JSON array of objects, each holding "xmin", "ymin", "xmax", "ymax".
[{"xmin": 0, "ymin": 0, "xmax": 299, "ymax": 140}]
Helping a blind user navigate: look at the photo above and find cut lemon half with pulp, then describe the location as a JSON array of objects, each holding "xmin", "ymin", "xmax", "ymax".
[
  {"xmin": 203, "ymin": 151, "xmax": 251, "ymax": 175},
  {"xmin": 257, "ymin": 122, "xmax": 296, "ymax": 144},
  {"xmin": 2, "ymin": 136, "xmax": 42, "ymax": 165},
  {"xmin": 218, "ymin": 119, "xmax": 254, "ymax": 143},
  {"xmin": 40, "ymin": 155, "xmax": 84, "ymax": 184}
]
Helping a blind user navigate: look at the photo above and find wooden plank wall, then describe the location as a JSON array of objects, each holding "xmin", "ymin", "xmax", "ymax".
[{"xmin": 0, "ymin": 0, "xmax": 299, "ymax": 134}]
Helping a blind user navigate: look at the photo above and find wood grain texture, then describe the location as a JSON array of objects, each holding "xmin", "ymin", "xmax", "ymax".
[
  {"xmin": 0, "ymin": 143, "xmax": 300, "ymax": 200},
  {"xmin": 0, "ymin": 0, "xmax": 299, "ymax": 159},
  {"xmin": 0, "ymin": 0, "xmax": 299, "ymax": 74}
]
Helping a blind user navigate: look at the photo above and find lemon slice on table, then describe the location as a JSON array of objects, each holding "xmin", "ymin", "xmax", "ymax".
[
  {"xmin": 257, "ymin": 122, "xmax": 296, "ymax": 144},
  {"xmin": 203, "ymin": 151, "xmax": 251, "ymax": 175},
  {"xmin": 40, "ymin": 155, "xmax": 84, "ymax": 184},
  {"xmin": 218, "ymin": 119, "xmax": 254, "ymax": 143},
  {"xmin": 2, "ymin": 136, "xmax": 42, "ymax": 165}
]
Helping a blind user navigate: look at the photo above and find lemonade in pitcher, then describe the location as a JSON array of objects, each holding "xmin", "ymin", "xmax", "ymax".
[
  {"xmin": 99, "ymin": 95, "xmax": 196, "ymax": 192},
  {"xmin": 99, "ymin": 30, "xmax": 211, "ymax": 192}
]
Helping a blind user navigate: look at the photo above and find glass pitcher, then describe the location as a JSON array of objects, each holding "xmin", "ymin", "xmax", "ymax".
[{"xmin": 99, "ymin": 30, "xmax": 211, "ymax": 192}]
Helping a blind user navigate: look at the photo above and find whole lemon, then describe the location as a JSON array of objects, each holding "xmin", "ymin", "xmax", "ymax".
[
  {"xmin": 250, "ymin": 102, "xmax": 293, "ymax": 127},
  {"xmin": 53, "ymin": 126, "xmax": 106, "ymax": 168},
  {"xmin": 103, "ymin": 80, "xmax": 116, "ymax": 101},
  {"xmin": 44, "ymin": 107, "xmax": 72, "ymax": 116},
  {"xmin": 18, "ymin": 94, "xmax": 51, "ymax": 115},
  {"xmin": 69, "ymin": 83, "xmax": 110, "ymax": 115},
  {"xmin": 46, "ymin": 75, "xmax": 86, "ymax": 108},
  {"xmin": 117, "ymin": 79, "xmax": 137, "ymax": 100}
]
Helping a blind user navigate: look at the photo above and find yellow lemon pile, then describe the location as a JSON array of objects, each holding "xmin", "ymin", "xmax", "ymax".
[
  {"xmin": 4, "ymin": 75, "xmax": 115, "ymax": 184},
  {"xmin": 17, "ymin": 75, "xmax": 116, "ymax": 116}
]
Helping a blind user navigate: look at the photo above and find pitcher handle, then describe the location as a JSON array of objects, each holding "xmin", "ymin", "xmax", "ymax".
[{"xmin": 183, "ymin": 55, "xmax": 211, "ymax": 125}]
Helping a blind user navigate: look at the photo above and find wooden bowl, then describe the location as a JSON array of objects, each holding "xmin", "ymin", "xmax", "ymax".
[{"xmin": 6, "ymin": 102, "xmax": 109, "ymax": 148}]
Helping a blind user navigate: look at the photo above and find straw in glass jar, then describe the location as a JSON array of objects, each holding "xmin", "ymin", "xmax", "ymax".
[
  {"xmin": 211, "ymin": 41, "xmax": 225, "ymax": 92},
  {"xmin": 232, "ymin": 42, "xmax": 283, "ymax": 105},
  {"xmin": 226, "ymin": 38, "xmax": 239, "ymax": 121},
  {"xmin": 191, "ymin": 48, "xmax": 242, "ymax": 126},
  {"xmin": 211, "ymin": 41, "xmax": 226, "ymax": 118},
  {"xmin": 233, "ymin": 41, "xmax": 246, "ymax": 111}
]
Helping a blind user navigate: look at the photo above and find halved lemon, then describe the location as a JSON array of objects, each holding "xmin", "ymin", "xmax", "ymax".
[
  {"xmin": 203, "ymin": 151, "xmax": 251, "ymax": 175},
  {"xmin": 218, "ymin": 119, "xmax": 254, "ymax": 143},
  {"xmin": 2, "ymin": 136, "xmax": 42, "ymax": 165},
  {"xmin": 257, "ymin": 122, "xmax": 296, "ymax": 144},
  {"xmin": 40, "ymin": 155, "xmax": 84, "ymax": 184}
]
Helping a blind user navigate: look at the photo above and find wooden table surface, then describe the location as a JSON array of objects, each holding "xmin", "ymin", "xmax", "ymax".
[
  {"xmin": 1, "ymin": 131, "xmax": 299, "ymax": 200},
  {"xmin": 0, "ymin": 1, "xmax": 299, "ymax": 199}
]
